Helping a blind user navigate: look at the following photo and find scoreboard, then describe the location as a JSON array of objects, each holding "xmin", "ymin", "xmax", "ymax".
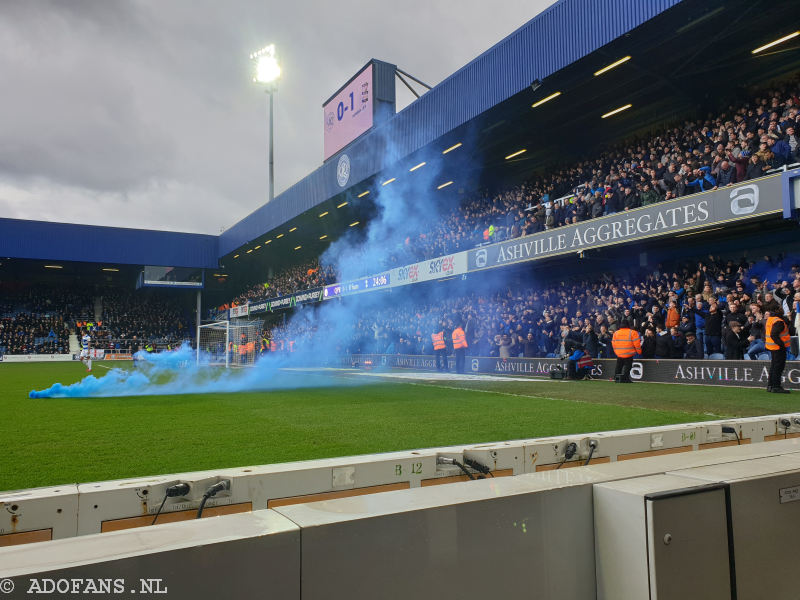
[
  {"xmin": 322, "ymin": 60, "xmax": 396, "ymax": 162},
  {"xmin": 323, "ymin": 64, "xmax": 373, "ymax": 161}
]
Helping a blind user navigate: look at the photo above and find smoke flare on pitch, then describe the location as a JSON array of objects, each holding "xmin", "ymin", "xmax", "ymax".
[{"xmin": 28, "ymin": 344, "xmax": 349, "ymax": 398}]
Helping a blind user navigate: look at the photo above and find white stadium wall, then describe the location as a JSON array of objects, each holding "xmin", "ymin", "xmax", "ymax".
[{"xmin": 2, "ymin": 416, "xmax": 800, "ymax": 598}]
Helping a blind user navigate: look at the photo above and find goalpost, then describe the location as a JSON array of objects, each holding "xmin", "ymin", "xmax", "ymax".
[{"xmin": 197, "ymin": 320, "xmax": 263, "ymax": 367}]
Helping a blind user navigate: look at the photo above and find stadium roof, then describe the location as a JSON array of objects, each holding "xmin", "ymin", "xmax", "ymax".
[
  {"xmin": 1, "ymin": 0, "xmax": 798, "ymax": 273},
  {"xmin": 218, "ymin": 0, "xmax": 684, "ymax": 257},
  {"xmin": 219, "ymin": 0, "xmax": 800, "ymax": 267},
  {"xmin": 0, "ymin": 217, "xmax": 217, "ymax": 269}
]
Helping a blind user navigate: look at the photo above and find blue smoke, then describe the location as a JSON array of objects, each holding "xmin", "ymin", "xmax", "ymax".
[
  {"xmin": 29, "ymin": 343, "xmax": 349, "ymax": 398},
  {"xmin": 30, "ymin": 128, "xmax": 479, "ymax": 399}
]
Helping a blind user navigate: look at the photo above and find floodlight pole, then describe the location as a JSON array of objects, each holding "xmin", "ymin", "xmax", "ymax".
[
  {"xmin": 268, "ymin": 86, "xmax": 274, "ymax": 203},
  {"xmin": 251, "ymin": 45, "xmax": 279, "ymax": 203}
]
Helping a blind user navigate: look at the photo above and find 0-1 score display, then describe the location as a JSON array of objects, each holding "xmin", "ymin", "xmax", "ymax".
[{"xmin": 323, "ymin": 64, "xmax": 373, "ymax": 160}]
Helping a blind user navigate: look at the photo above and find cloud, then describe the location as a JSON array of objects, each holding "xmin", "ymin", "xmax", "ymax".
[{"xmin": 0, "ymin": 0, "xmax": 555, "ymax": 232}]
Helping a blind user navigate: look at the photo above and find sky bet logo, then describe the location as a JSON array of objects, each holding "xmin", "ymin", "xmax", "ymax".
[
  {"xmin": 428, "ymin": 256, "xmax": 454, "ymax": 275},
  {"xmin": 397, "ymin": 264, "xmax": 419, "ymax": 282}
]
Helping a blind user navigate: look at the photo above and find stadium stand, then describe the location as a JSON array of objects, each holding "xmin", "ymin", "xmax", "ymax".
[
  {"xmin": 0, "ymin": 283, "xmax": 192, "ymax": 356},
  {"xmin": 417, "ymin": 79, "xmax": 800, "ymax": 257},
  {"xmin": 6, "ymin": 2, "xmax": 800, "ymax": 591},
  {"xmin": 0, "ymin": 284, "xmax": 92, "ymax": 355},
  {"xmin": 224, "ymin": 78, "xmax": 800, "ymax": 307},
  {"xmin": 93, "ymin": 290, "xmax": 193, "ymax": 352},
  {"xmin": 230, "ymin": 258, "xmax": 337, "ymax": 307},
  {"xmin": 257, "ymin": 253, "xmax": 800, "ymax": 363},
  {"xmin": 5, "ymin": 82, "xmax": 800, "ymax": 358}
]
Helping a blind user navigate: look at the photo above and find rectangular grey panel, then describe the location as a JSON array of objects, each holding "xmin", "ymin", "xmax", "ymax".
[
  {"xmin": 278, "ymin": 477, "xmax": 597, "ymax": 600},
  {"xmin": 646, "ymin": 489, "xmax": 731, "ymax": 599},
  {"xmin": 669, "ymin": 455, "xmax": 800, "ymax": 599},
  {"xmin": 594, "ymin": 474, "xmax": 731, "ymax": 600},
  {"xmin": 0, "ymin": 511, "xmax": 300, "ymax": 600}
]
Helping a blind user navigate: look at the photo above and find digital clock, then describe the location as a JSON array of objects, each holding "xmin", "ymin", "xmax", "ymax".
[{"xmin": 368, "ymin": 273, "xmax": 390, "ymax": 288}]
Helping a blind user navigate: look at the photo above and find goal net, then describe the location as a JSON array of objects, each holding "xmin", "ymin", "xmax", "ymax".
[{"xmin": 197, "ymin": 320, "xmax": 263, "ymax": 367}]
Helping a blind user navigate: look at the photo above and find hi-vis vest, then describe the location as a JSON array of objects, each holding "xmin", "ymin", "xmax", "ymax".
[
  {"xmin": 452, "ymin": 327, "xmax": 468, "ymax": 349},
  {"xmin": 765, "ymin": 316, "xmax": 791, "ymax": 350},
  {"xmin": 431, "ymin": 331, "xmax": 445, "ymax": 350},
  {"xmin": 611, "ymin": 328, "xmax": 641, "ymax": 358},
  {"xmin": 577, "ymin": 353, "xmax": 593, "ymax": 369}
]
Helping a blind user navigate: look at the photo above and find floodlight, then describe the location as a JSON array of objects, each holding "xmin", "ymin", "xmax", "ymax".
[{"xmin": 252, "ymin": 44, "xmax": 281, "ymax": 84}]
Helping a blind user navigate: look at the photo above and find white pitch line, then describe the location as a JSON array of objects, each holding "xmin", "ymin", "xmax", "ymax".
[
  {"xmin": 351, "ymin": 370, "xmax": 546, "ymax": 383},
  {"xmin": 367, "ymin": 378, "xmax": 733, "ymax": 419}
]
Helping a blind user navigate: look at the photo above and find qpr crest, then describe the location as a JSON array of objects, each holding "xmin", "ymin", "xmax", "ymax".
[{"xmin": 336, "ymin": 154, "xmax": 351, "ymax": 188}]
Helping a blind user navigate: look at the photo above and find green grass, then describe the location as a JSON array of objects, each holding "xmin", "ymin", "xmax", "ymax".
[{"xmin": 3, "ymin": 361, "xmax": 800, "ymax": 492}]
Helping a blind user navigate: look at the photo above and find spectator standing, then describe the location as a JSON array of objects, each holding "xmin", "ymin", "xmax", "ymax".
[
  {"xmin": 670, "ymin": 327, "xmax": 686, "ymax": 358},
  {"xmin": 704, "ymin": 304, "xmax": 723, "ymax": 356},
  {"xmin": 765, "ymin": 315, "xmax": 791, "ymax": 393},
  {"xmin": 597, "ymin": 325, "xmax": 612, "ymax": 359},
  {"xmin": 655, "ymin": 326, "xmax": 673, "ymax": 359},
  {"xmin": 640, "ymin": 328, "xmax": 656, "ymax": 358},
  {"xmin": 724, "ymin": 321, "xmax": 748, "ymax": 360},
  {"xmin": 684, "ymin": 332, "xmax": 704, "ymax": 359},
  {"xmin": 715, "ymin": 160, "xmax": 738, "ymax": 186},
  {"xmin": 582, "ymin": 324, "xmax": 599, "ymax": 357}
]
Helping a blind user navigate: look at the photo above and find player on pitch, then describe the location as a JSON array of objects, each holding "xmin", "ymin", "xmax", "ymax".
[{"xmin": 79, "ymin": 328, "xmax": 93, "ymax": 373}]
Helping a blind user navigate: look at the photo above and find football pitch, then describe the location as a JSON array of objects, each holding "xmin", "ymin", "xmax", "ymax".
[{"xmin": 4, "ymin": 361, "xmax": 800, "ymax": 492}]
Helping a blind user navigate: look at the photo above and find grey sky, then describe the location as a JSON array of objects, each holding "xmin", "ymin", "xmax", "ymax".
[{"xmin": 0, "ymin": 0, "xmax": 555, "ymax": 234}]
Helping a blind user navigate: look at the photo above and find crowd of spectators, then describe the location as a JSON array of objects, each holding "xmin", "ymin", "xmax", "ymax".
[
  {"xmin": 0, "ymin": 314, "xmax": 71, "ymax": 355},
  {"xmin": 226, "ymin": 79, "xmax": 800, "ymax": 308},
  {"xmin": 229, "ymin": 259, "xmax": 337, "ymax": 307},
  {"xmin": 264, "ymin": 253, "xmax": 800, "ymax": 363},
  {"xmin": 395, "ymin": 79, "xmax": 800, "ymax": 264},
  {"xmin": 0, "ymin": 284, "xmax": 192, "ymax": 355},
  {"xmin": 92, "ymin": 291, "xmax": 192, "ymax": 352},
  {"xmin": 0, "ymin": 285, "xmax": 91, "ymax": 355}
]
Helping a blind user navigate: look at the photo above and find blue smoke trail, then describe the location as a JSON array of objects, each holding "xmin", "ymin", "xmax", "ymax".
[
  {"xmin": 29, "ymin": 344, "xmax": 349, "ymax": 398},
  {"xmin": 30, "ymin": 126, "xmax": 479, "ymax": 399}
]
